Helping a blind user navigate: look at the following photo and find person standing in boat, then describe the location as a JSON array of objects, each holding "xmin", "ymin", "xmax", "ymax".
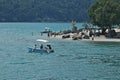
[
  {"xmin": 33, "ymin": 44, "xmax": 37, "ymax": 52},
  {"xmin": 40, "ymin": 44, "xmax": 43, "ymax": 49},
  {"xmin": 47, "ymin": 44, "xmax": 52, "ymax": 50},
  {"xmin": 34, "ymin": 44, "xmax": 37, "ymax": 49}
]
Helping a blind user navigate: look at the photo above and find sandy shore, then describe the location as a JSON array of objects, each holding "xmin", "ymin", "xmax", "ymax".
[
  {"xmin": 53, "ymin": 35, "xmax": 120, "ymax": 42},
  {"xmin": 93, "ymin": 36, "xmax": 120, "ymax": 42}
]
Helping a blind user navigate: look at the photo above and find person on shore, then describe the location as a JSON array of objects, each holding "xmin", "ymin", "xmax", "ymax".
[
  {"xmin": 54, "ymin": 32, "xmax": 56, "ymax": 37},
  {"xmin": 92, "ymin": 35, "xmax": 94, "ymax": 40},
  {"xmin": 47, "ymin": 32, "xmax": 50, "ymax": 37}
]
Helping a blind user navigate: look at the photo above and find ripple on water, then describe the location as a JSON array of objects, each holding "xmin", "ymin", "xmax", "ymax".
[
  {"xmin": 58, "ymin": 54, "xmax": 88, "ymax": 61},
  {"xmin": 88, "ymin": 54, "xmax": 120, "ymax": 67},
  {"xmin": 39, "ymin": 77, "xmax": 88, "ymax": 80},
  {"xmin": 0, "ymin": 48, "xmax": 3, "ymax": 51},
  {"xmin": 9, "ymin": 62, "xmax": 33, "ymax": 65}
]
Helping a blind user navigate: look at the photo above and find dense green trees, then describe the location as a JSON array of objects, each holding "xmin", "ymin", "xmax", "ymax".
[
  {"xmin": 0, "ymin": 0, "xmax": 95, "ymax": 22},
  {"xmin": 88, "ymin": 0, "xmax": 120, "ymax": 28}
]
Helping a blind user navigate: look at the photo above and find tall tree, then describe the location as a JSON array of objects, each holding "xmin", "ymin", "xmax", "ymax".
[{"xmin": 88, "ymin": 0, "xmax": 120, "ymax": 28}]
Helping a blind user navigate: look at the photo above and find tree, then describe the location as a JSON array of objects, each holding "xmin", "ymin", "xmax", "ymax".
[
  {"xmin": 0, "ymin": 0, "xmax": 95, "ymax": 22},
  {"xmin": 88, "ymin": 0, "xmax": 120, "ymax": 28}
]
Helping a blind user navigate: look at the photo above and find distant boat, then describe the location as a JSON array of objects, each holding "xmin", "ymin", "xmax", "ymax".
[
  {"xmin": 41, "ymin": 27, "xmax": 52, "ymax": 33},
  {"xmin": 28, "ymin": 39, "xmax": 54, "ymax": 53}
]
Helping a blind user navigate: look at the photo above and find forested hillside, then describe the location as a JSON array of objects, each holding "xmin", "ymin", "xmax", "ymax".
[{"xmin": 0, "ymin": 0, "xmax": 95, "ymax": 22}]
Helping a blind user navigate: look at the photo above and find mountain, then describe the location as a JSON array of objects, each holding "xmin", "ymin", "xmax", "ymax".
[{"xmin": 0, "ymin": 0, "xmax": 95, "ymax": 22}]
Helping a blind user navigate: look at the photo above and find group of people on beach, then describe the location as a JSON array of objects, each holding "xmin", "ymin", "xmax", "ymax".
[{"xmin": 34, "ymin": 44, "xmax": 52, "ymax": 50}]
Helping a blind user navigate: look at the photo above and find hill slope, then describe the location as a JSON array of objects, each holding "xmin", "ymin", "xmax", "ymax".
[{"xmin": 0, "ymin": 0, "xmax": 95, "ymax": 22}]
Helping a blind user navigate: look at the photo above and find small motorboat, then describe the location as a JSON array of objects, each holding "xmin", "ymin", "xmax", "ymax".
[
  {"xmin": 28, "ymin": 48, "xmax": 54, "ymax": 53},
  {"xmin": 28, "ymin": 39, "xmax": 54, "ymax": 53}
]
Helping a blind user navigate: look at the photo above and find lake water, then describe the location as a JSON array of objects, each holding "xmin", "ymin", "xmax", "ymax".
[{"xmin": 0, "ymin": 23, "xmax": 120, "ymax": 80}]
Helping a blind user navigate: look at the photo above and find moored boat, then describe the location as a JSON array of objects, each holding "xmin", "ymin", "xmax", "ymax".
[{"xmin": 41, "ymin": 27, "xmax": 51, "ymax": 33}]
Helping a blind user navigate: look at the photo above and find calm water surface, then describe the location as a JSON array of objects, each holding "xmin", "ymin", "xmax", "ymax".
[{"xmin": 0, "ymin": 23, "xmax": 120, "ymax": 80}]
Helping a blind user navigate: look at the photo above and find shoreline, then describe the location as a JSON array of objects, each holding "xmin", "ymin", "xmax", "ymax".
[
  {"xmin": 41, "ymin": 25, "xmax": 120, "ymax": 42},
  {"xmin": 51, "ymin": 35, "xmax": 120, "ymax": 42}
]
